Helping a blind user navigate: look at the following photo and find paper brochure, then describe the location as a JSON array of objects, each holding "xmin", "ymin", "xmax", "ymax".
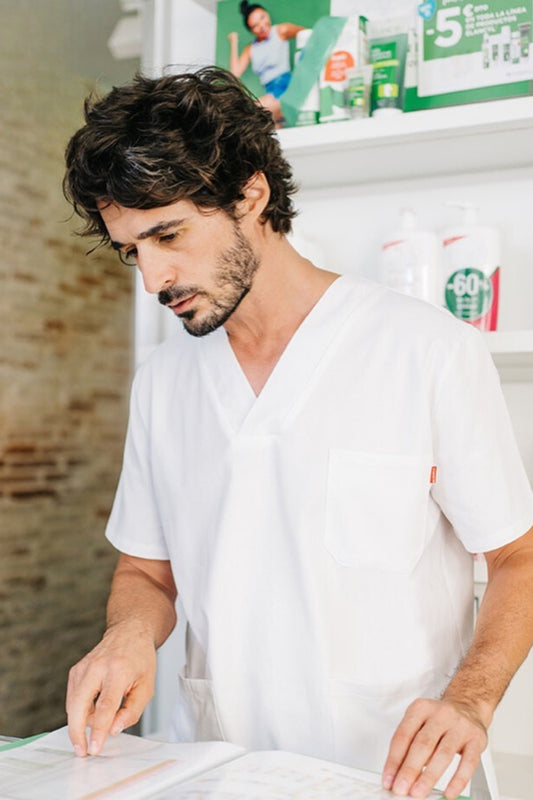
[
  {"xmin": 0, "ymin": 727, "xmax": 467, "ymax": 799},
  {"xmin": 0, "ymin": 728, "xmax": 241, "ymax": 800}
]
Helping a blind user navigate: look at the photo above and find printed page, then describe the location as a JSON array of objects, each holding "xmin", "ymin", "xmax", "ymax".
[
  {"xmin": 0, "ymin": 727, "xmax": 244, "ymax": 800},
  {"xmin": 150, "ymin": 750, "xmax": 446, "ymax": 799}
]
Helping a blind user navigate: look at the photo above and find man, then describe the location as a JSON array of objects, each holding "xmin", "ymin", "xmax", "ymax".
[{"xmin": 63, "ymin": 67, "xmax": 533, "ymax": 799}]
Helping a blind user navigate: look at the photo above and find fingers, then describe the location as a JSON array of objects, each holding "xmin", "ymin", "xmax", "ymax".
[
  {"xmin": 66, "ymin": 665, "xmax": 98, "ymax": 757},
  {"xmin": 382, "ymin": 699, "xmax": 487, "ymax": 799},
  {"xmin": 382, "ymin": 700, "xmax": 428, "ymax": 791},
  {"xmin": 109, "ymin": 681, "xmax": 154, "ymax": 737},
  {"xmin": 442, "ymin": 741, "xmax": 482, "ymax": 800},
  {"xmin": 66, "ymin": 658, "xmax": 123, "ymax": 757},
  {"xmin": 408, "ymin": 735, "xmax": 479, "ymax": 799},
  {"xmin": 67, "ymin": 652, "xmax": 155, "ymax": 757},
  {"xmin": 86, "ymin": 682, "xmax": 128, "ymax": 756}
]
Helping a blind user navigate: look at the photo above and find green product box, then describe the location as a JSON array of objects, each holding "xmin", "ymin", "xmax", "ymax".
[
  {"xmin": 319, "ymin": 15, "xmax": 369, "ymax": 123},
  {"xmin": 405, "ymin": 0, "xmax": 533, "ymax": 111}
]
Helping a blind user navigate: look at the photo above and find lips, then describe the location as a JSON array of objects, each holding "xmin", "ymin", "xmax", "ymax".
[{"xmin": 168, "ymin": 294, "xmax": 197, "ymax": 315}]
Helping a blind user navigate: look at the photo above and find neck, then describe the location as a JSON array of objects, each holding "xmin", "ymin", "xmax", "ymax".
[
  {"xmin": 222, "ymin": 229, "xmax": 339, "ymax": 396},
  {"xmin": 223, "ymin": 232, "xmax": 339, "ymax": 353}
]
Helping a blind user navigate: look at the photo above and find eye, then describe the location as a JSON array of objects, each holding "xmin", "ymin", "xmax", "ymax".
[
  {"xmin": 118, "ymin": 248, "xmax": 137, "ymax": 266},
  {"xmin": 160, "ymin": 232, "xmax": 177, "ymax": 243}
]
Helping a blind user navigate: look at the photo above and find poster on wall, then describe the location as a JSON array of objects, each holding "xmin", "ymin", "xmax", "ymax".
[
  {"xmin": 417, "ymin": 0, "xmax": 533, "ymax": 96},
  {"xmin": 215, "ymin": 0, "xmax": 331, "ymax": 100}
]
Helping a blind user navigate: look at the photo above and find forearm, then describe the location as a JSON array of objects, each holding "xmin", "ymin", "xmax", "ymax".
[
  {"xmin": 228, "ymin": 38, "xmax": 250, "ymax": 78},
  {"xmin": 228, "ymin": 39, "xmax": 240, "ymax": 76},
  {"xmin": 105, "ymin": 556, "xmax": 177, "ymax": 648},
  {"xmin": 278, "ymin": 23, "xmax": 306, "ymax": 40},
  {"xmin": 443, "ymin": 542, "xmax": 533, "ymax": 724},
  {"xmin": 383, "ymin": 526, "xmax": 533, "ymax": 798}
]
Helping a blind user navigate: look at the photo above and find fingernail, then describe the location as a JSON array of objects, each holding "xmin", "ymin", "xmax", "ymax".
[
  {"xmin": 393, "ymin": 779, "xmax": 409, "ymax": 796},
  {"xmin": 383, "ymin": 774, "xmax": 394, "ymax": 790},
  {"xmin": 89, "ymin": 740, "xmax": 99, "ymax": 756},
  {"xmin": 73, "ymin": 744, "xmax": 84, "ymax": 757},
  {"xmin": 111, "ymin": 724, "xmax": 123, "ymax": 736}
]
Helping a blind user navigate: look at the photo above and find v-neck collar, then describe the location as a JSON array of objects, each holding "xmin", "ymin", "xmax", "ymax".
[{"xmin": 197, "ymin": 274, "xmax": 373, "ymax": 437}]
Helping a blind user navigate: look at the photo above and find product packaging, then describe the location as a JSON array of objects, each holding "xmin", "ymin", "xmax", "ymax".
[
  {"xmin": 215, "ymin": 0, "xmax": 368, "ymax": 127},
  {"xmin": 319, "ymin": 16, "xmax": 369, "ymax": 123},
  {"xmin": 368, "ymin": 17, "xmax": 409, "ymax": 116},
  {"xmin": 344, "ymin": 64, "xmax": 373, "ymax": 118},
  {"xmin": 293, "ymin": 28, "xmax": 320, "ymax": 125},
  {"xmin": 279, "ymin": 16, "xmax": 349, "ymax": 127},
  {"xmin": 441, "ymin": 204, "xmax": 501, "ymax": 331},
  {"xmin": 405, "ymin": 0, "xmax": 533, "ymax": 111},
  {"xmin": 380, "ymin": 209, "xmax": 440, "ymax": 304}
]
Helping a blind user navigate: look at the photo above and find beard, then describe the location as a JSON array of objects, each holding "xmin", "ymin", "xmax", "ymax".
[{"xmin": 158, "ymin": 222, "xmax": 260, "ymax": 337}]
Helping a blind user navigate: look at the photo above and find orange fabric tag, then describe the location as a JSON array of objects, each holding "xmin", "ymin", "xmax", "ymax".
[{"xmin": 430, "ymin": 466, "xmax": 437, "ymax": 484}]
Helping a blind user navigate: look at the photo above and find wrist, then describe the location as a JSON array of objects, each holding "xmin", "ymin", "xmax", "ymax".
[
  {"xmin": 104, "ymin": 617, "xmax": 157, "ymax": 647},
  {"xmin": 440, "ymin": 689, "xmax": 494, "ymax": 730}
]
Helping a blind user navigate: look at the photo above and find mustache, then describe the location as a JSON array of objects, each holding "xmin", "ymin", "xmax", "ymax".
[{"xmin": 158, "ymin": 285, "xmax": 200, "ymax": 306}]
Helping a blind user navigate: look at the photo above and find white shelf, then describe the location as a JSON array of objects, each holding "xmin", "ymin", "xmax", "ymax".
[
  {"xmin": 277, "ymin": 97, "xmax": 533, "ymax": 189},
  {"xmin": 485, "ymin": 331, "xmax": 533, "ymax": 381}
]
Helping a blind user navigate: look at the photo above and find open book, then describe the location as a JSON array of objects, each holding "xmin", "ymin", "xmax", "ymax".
[{"xmin": 0, "ymin": 726, "xmax": 464, "ymax": 799}]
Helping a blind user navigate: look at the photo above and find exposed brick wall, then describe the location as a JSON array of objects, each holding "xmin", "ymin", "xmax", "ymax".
[{"xmin": 0, "ymin": 7, "xmax": 134, "ymax": 736}]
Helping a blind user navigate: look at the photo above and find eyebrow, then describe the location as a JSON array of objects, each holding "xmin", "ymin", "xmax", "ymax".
[{"xmin": 110, "ymin": 218, "xmax": 187, "ymax": 251}]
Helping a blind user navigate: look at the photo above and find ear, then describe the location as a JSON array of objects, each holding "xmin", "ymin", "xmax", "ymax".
[{"xmin": 239, "ymin": 172, "xmax": 270, "ymax": 223}]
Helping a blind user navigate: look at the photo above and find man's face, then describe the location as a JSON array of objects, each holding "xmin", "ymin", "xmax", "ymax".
[{"xmin": 99, "ymin": 199, "xmax": 260, "ymax": 337}]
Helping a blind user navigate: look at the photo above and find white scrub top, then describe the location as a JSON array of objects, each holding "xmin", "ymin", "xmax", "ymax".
[{"xmin": 106, "ymin": 274, "xmax": 533, "ymax": 774}]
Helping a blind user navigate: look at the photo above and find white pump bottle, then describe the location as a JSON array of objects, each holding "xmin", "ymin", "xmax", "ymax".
[
  {"xmin": 380, "ymin": 209, "xmax": 440, "ymax": 304},
  {"xmin": 441, "ymin": 203, "xmax": 501, "ymax": 331}
]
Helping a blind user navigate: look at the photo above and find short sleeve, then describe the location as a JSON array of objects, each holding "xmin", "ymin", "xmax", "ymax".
[
  {"xmin": 105, "ymin": 367, "xmax": 170, "ymax": 560},
  {"xmin": 430, "ymin": 325, "xmax": 533, "ymax": 553}
]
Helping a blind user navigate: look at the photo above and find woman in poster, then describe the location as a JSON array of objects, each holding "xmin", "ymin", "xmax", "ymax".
[{"xmin": 228, "ymin": 2, "xmax": 305, "ymax": 99}]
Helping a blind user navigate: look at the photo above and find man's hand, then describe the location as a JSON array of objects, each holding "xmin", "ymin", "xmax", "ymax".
[
  {"xmin": 66, "ymin": 554, "xmax": 177, "ymax": 757},
  {"xmin": 66, "ymin": 621, "xmax": 157, "ymax": 757},
  {"xmin": 383, "ymin": 526, "xmax": 533, "ymax": 798},
  {"xmin": 382, "ymin": 698, "xmax": 488, "ymax": 799}
]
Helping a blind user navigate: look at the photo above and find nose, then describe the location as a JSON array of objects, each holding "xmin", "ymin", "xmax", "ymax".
[{"xmin": 136, "ymin": 247, "xmax": 176, "ymax": 295}]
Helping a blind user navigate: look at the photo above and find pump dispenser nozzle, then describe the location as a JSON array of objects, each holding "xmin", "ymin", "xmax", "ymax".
[
  {"xmin": 399, "ymin": 208, "xmax": 417, "ymax": 230},
  {"xmin": 445, "ymin": 201, "xmax": 479, "ymax": 226}
]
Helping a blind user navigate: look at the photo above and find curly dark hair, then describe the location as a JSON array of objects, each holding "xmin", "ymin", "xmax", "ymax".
[
  {"xmin": 239, "ymin": 1, "xmax": 267, "ymax": 29},
  {"xmin": 63, "ymin": 66, "xmax": 297, "ymax": 244}
]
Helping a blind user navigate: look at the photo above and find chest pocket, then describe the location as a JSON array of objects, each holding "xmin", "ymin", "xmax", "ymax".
[{"xmin": 325, "ymin": 450, "xmax": 432, "ymax": 573}]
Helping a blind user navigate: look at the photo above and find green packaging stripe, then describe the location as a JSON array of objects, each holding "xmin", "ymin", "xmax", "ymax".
[
  {"xmin": 0, "ymin": 732, "xmax": 47, "ymax": 752},
  {"xmin": 280, "ymin": 16, "xmax": 347, "ymax": 127},
  {"xmin": 373, "ymin": 59, "xmax": 399, "ymax": 68}
]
